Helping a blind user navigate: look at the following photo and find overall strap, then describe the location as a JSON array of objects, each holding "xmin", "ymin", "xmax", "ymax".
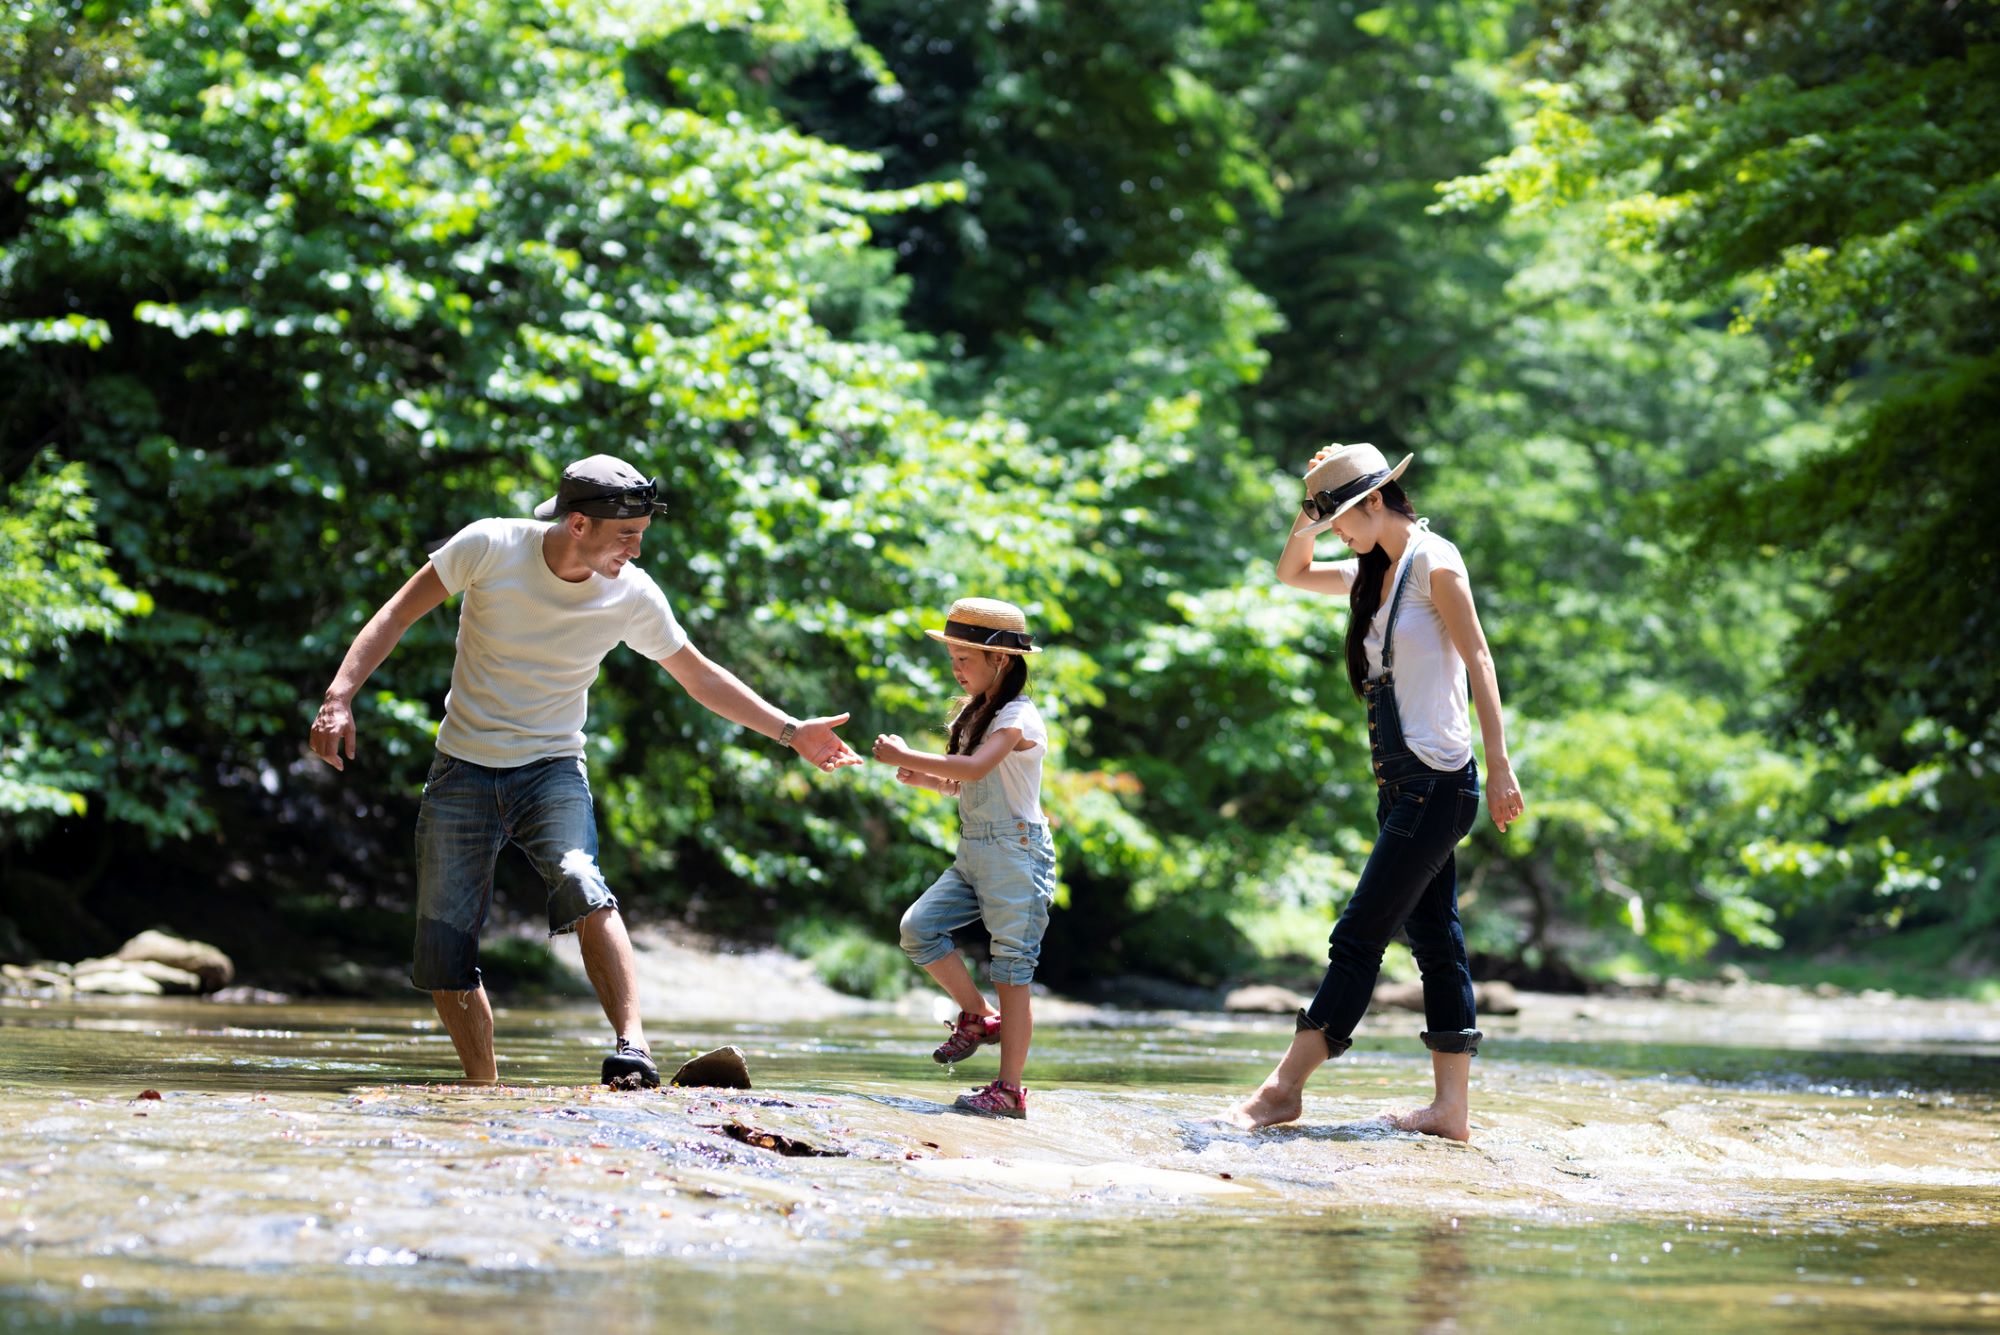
[{"xmin": 1379, "ymin": 522, "xmax": 1429, "ymax": 675}]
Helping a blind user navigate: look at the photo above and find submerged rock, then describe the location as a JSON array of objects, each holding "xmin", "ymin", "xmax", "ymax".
[
  {"xmin": 717, "ymin": 1119, "xmax": 844, "ymax": 1157},
  {"xmin": 115, "ymin": 930, "xmax": 234, "ymax": 991}
]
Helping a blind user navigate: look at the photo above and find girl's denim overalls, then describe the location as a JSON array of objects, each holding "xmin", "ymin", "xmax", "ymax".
[{"xmin": 898, "ymin": 755, "xmax": 1058, "ymax": 988}]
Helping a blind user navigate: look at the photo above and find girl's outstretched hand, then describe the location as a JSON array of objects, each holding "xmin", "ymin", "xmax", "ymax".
[{"xmin": 872, "ymin": 733, "xmax": 909, "ymax": 764}]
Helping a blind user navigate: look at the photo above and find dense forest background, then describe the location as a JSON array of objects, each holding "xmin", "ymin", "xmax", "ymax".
[{"xmin": 4, "ymin": 0, "xmax": 1995, "ymax": 999}]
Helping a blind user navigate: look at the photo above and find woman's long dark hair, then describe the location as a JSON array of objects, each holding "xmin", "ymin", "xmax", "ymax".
[
  {"xmin": 1343, "ymin": 482, "xmax": 1420, "ymax": 700},
  {"xmin": 948, "ymin": 653, "xmax": 1030, "ymax": 755}
]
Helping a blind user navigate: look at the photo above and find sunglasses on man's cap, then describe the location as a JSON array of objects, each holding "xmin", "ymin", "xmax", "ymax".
[{"xmin": 565, "ymin": 478, "xmax": 667, "ymax": 518}]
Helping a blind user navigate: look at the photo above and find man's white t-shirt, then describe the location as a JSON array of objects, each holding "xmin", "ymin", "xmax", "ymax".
[
  {"xmin": 1337, "ymin": 527, "xmax": 1475, "ymax": 772},
  {"xmin": 975, "ymin": 697, "xmax": 1049, "ymax": 822},
  {"xmin": 428, "ymin": 519, "xmax": 688, "ymax": 767}
]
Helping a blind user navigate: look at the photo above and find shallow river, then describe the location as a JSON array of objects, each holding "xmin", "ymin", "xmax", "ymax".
[{"xmin": 2, "ymin": 989, "xmax": 1997, "ymax": 1332}]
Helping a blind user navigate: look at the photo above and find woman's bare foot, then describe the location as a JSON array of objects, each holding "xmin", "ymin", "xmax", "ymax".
[
  {"xmin": 1225, "ymin": 1082, "xmax": 1303, "ymax": 1130},
  {"xmin": 1387, "ymin": 1102, "xmax": 1470, "ymax": 1141}
]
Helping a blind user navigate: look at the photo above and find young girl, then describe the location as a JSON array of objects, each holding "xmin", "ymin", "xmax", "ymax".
[
  {"xmin": 872, "ymin": 597, "xmax": 1055, "ymax": 1120},
  {"xmin": 1227, "ymin": 443, "xmax": 1525, "ymax": 1140}
]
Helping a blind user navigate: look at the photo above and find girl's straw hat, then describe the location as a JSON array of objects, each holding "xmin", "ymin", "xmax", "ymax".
[
  {"xmin": 1297, "ymin": 442, "xmax": 1413, "ymax": 537},
  {"xmin": 925, "ymin": 597, "xmax": 1041, "ymax": 656}
]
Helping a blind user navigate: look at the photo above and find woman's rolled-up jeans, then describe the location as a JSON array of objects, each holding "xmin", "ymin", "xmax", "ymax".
[{"xmin": 1299, "ymin": 758, "xmax": 1483, "ymax": 1056}]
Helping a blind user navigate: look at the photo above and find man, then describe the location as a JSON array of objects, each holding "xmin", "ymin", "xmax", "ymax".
[{"xmin": 308, "ymin": 455, "xmax": 859, "ymax": 1086}]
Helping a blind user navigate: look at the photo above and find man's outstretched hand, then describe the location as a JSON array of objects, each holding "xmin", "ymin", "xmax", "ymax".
[
  {"xmin": 309, "ymin": 696, "xmax": 357, "ymax": 771},
  {"xmin": 791, "ymin": 712, "xmax": 863, "ymax": 772}
]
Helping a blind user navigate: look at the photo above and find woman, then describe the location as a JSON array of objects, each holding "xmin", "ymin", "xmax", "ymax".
[{"xmin": 1226, "ymin": 443, "xmax": 1524, "ymax": 1140}]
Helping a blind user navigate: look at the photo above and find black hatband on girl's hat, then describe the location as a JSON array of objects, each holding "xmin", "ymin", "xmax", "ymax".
[
  {"xmin": 942, "ymin": 620, "xmax": 1036, "ymax": 652},
  {"xmin": 926, "ymin": 597, "xmax": 1044, "ymax": 656},
  {"xmin": 533, "ymin": 454, "xmax": 671, "ymax": 520}
]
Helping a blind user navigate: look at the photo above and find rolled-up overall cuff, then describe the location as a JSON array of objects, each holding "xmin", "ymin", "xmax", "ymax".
[
  {"xmin": 1295, "ymin": 1008, "xmax": 1353, "ymax": 1058},
  {"xmin": 1421, "ymin": 1028, "xmax": 1484, "ymax": 1056}
]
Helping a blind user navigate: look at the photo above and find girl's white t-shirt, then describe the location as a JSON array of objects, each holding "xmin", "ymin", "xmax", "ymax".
[
  {"xmin": 1338, "ymin": 528, "xmax": 1475, "ymax": 771},
  {"xmin": 968, "ymin": 697, "xmax": 1049, "ymax": 822}
]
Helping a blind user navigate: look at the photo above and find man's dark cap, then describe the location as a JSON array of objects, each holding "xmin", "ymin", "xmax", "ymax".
[{"xmin": 532, "ymin": 454, "xmax": 668, "ymax": 520}]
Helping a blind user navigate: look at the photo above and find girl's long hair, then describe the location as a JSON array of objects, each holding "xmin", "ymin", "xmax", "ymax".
[
  {"xmin": 1343, "ymin": 482, "xmax": 1420, "ymax": 700},
  {"xmin": 948, "ymin": 653, "xmax": 1030, "ymax": 755}
]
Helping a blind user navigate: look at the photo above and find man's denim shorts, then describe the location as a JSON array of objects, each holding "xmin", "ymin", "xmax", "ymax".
[
  {"xmin": 411, "ymin": 751, "xmax": 618, "ymax": 992},
  {"xmin": 899, "ymin": 818, "xmax": 1058, "ymax": 986}
]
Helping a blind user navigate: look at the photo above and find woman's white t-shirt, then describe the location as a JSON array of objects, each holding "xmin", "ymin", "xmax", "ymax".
[
  {"xmin": 1338, "ymin": 528, "xmax": 1474, "ymax": 771},
  {"xmin": 968, "ymin": 697, "xmax": 1049, "ymax": 822},
  {"xmin": 429, "ymin": 518, "xmax": 688, "ymax": 767}
]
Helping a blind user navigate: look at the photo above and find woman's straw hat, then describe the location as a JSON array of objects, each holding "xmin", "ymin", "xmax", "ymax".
[
  {"xmin": 925, "ymin": 597, "xmax": 1041, "ymax": 656},
  {"xmin": 1298, "ymin": 443, "xmax": 1413, "ymax": 537}
]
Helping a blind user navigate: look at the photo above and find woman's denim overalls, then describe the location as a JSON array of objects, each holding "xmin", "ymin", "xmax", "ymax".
[{"xmin": 1297, "ymin": 533, "xmax": 1486, "ymax": 1057}]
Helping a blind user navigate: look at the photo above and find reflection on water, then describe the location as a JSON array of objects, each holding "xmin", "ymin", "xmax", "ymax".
[{"xmin": 1, "ymin": 993, "xmax": 1996, "ymax": 1331}]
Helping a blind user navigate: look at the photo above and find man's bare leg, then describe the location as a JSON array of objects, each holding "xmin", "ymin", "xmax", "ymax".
[
  {"xmin": 922, "ymin": 952, "xmax": 996, "ymax": 1018},
  {"xmin": 1389, "ymin": 1050, "xmax": 1472, "ymax": 1141},
  {"xmin": 432, "ymin": 986, "xmax": 498, "ymax": 1082},
  {"xmin": 1225, "ymin": 1028, "xmax": 1332, "ymax": 1129},
  {"xmin": 576, "ymin": 906, "xmax": 649, "ymax": 1052}
]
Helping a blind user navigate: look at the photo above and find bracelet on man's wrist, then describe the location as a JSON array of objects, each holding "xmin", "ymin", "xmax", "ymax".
[{"xmin": 777, "ymin": 719, "xmax": 798, "ymax": 747}]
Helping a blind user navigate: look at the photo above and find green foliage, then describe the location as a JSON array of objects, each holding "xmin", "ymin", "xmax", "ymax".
[
  {"xmin": 0, "ymin": 456, "xmax": 150, "ymax": 827},
  {"xmin": 3, "ymin": 0, "xmax": 1992, "ymax": 992},
  {"xmin": 1431, "ymin": 0, "xmax": 2000, "ymax": 962},
  {"xmin": 778, "ymin": 915, "xmax": 910, "ymax": 999}
]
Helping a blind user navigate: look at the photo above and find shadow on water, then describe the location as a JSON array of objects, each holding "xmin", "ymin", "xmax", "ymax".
[{"xmin": 1, "ymin": 994, "xmax": 1997, "ymax": 1331}]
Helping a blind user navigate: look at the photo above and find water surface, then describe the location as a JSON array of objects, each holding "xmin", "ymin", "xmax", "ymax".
[{"xmin": 2, "ymin": 992, "xmax": 1996, "ymax": 1331}]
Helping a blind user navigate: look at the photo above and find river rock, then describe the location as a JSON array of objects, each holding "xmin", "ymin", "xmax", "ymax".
[
  {"xmin": 672, "ymin": 1045, "xmax": 753, "ymax": 1090},
  {"xmin": 1372, "ymin": 979, "xmax": 1522, "ymax": 1016},
  {"xmin": 1372, "ymin": 980, "xmax": 1426, "ymax": 1012},
  {"xmin": 115, "ymin": 930, "xmax": 234, "ymax": 991},
  {"xmin": 124, "ymin": 959, "xmax": 207, "ymax": 992},
  {"xmin": 74, "ymin": 968, "xmax": 166, "ymax": 996},
  {"xmin": 1476, "ymin": 980, "xmax": 1522, "ymax": 1016},
  {"xmin": 1, "ymin": 963, "xmax": 72, "ymax": 994},
  {"xmin": 1222, "ymin": 985, "xmax": 1308, "ymax": 1014},
  {"xmin": 210, "ymin": 985, "xmax": 293, "ymax": 1005}
]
